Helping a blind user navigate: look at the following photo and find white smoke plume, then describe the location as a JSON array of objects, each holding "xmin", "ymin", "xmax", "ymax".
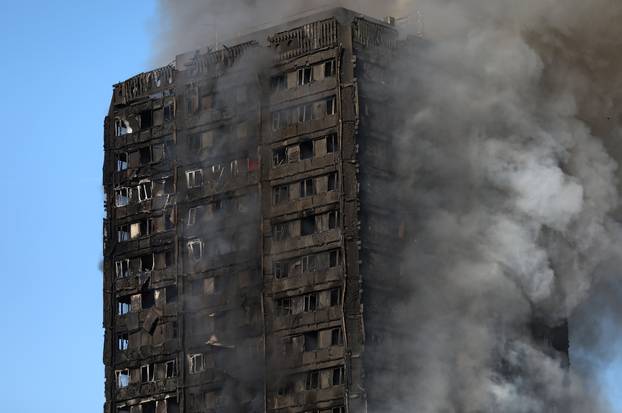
[{"xmin": 155, "ymin": 0, "xmax": 622, "ymax": 411}]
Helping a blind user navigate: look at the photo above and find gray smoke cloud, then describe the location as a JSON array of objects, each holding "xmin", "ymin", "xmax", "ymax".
[{"xmin": 154, "ymin": 0, "xmax": 622, "ymax": 411}]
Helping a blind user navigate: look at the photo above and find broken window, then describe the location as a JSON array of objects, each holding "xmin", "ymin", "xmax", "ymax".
[
  {"xmin": 187, "ymin": 206, "xmax": 199, "ymax": 226},
  {"xmin": 332, "ymin": 366, "xmax": 344, "ymax": 385},
  {"xmin": 138, "ymin": 181, "xmax": 152, "ymax": 202},
  {"xmin": 139, "ymin": 147, "xmax": 152, "ymax": 164},
  {"xmin": 118, "ymin": 333, "xmax": 129, "ymax": 351},
  {"xmin": 114, "ymin": 118, "xmax": 132, "ymax": 136},
  {"xmin": 329, "ymin": 250, "xmax": 339, "ymax": 268},
  {"xmin": 115, "ymin": 259, "xmax": 130, "ymax": 278},
  {"xmin": 117, "ymin": 225, "xmax": 130, "ymax": 242},
  {"xmin": 166, "ymin": 286, "xmax": 177, "ymax": 303},
  {"xmin": 163, "ymin": 101, "xmax": 174, "ymax": 122},
  {"xmin": 330, "ymin": 287, "xmax": 342, "ymax": 307},
  {"xmin": 186, "ymin": 85, "xmax": 199, "ymax": 114},
  {"xmin": 328, "ymin": 172, "xmax": 338, "ymax": 192},
  {"xmin": 139, "ymin": 110, "xmax": 153, "ymax": 129},
  {"xmin": 274, "ymin": 261, "xmax": 289, "ymax": 279},
  {"xmin": 141, "ymin": 364, "xmax": 155, "ymax": 383},
  {"xmin": 300, "ymin": 178, "xmax": 314, "ymax": 198},
  {"xmin": 115, "ymin": 187, "xmax": 131, "ymax": 207},
  {"xmin": 298, "ymin": 67, "xmax": 313, "ymax": 86},
  {"xmin": 277, "ymin": 380, "xmax": 294, "ymax": 396},
  {"xmin": 152, "ymin": 144, "xmax": 165, "ymax": 163},
  {"xmin": 141, "ymin": 290, "xmax": 155, "ymax": 309},
  {"xmin": 188, "ymin": 239, "xmax": 203, "ymax": 261},
  {"xmin": 273, "ymin": 223, "xmax": 289, "ymax": 241},
  {"xmin": 165, "ymin": 360, "xmax": 177, "ymax": 378},
  {"xmin": 328, "ymin": 211, "xmax": 339, "ymax": 229},
  {"xmin": 117, "ymin": 407, "xmax": 130, "ymax": 413},
  {"xmin": 140, "ymin": 253, "xmax": 154, "ymax": 272},
  {"xmin": 324, "ymin": 60, "xmax": 336, "ymax": 78},
  {"xmin": 116, "ymin": 153, "xmax": 128, "ymax": 172},
  {"xmin": 304, "ymin": 331, "xmax": 319, "ymax": 351},
  {"xmin": 305, "ymin": 370, "xmax": 320, "ymax": 390},
  {"xmin": 189, "ymin": 354, "xmax": 204, "ymax": 374},
  {"xmin": 230, "ymin": 159, "xmax": 240, "ymax": 177},
  {"xmin": 272, "ymin": 185, "xmax": 289, "ymax": 205},
  {"xmin": 304, "ymin": 293, "xmax": 318, "ymax": 312},
  {"xmin": 332, "ymin": 408, "xmax": 345, "ymax": 413},
  {"xmin": 272, "ymin": 111, "xmax": 281, "ymax": 131},
  {"xmin": 326, "ymin": 134, "xmax": 338, "ymax": 153},
  {"xmin": 299, "ymin": 140, "xmax": 314, "ymax": 160},
  {"xmin": 200, "ymin": 92, "xmax": 213, "ymax": 112},
  {"xmin": 273, "ymin": 147, "xmax": 287, "ymax": 166},
  {"xmin": 299, "ymin": 103, "xmax": 313, "ymax": 123},
  {"xmin": 141, "ymin": 401, "xmax": 156, "ymax": 413},
  {"xmin": 326, "ymin": 96, "xmax": 337, "ymax": 115},
  {"xmin": 271, "ymin": 74, "xmax": 287, "ymax": 91},
  {"xmin": 187, "ymin": 134, "xmax": 202, "ymax": 152},
  {"xmin": 118, "ymin": 296, "xmax": 131, "ymax": 316},
  {"xmin": 302, "ymin": 255, "xmax": 317, "ymax": 273},
  {"xmin": 116, "ymin": 369, "xmax": 129, "ymax": 388},
  {"xmin": 186, "ymin": 169, "xmax": 203, "ymax": 189},
  {"xmin": 331, "ymin": 328, "xmax": 343, "ymax": 346},
  {"xmin": 275, "ymin": 297, "xmax": 292, "ymax": 316},
  {"xmin": 301, "ymin": 216, "xmax": 316, "ymax": 236}
]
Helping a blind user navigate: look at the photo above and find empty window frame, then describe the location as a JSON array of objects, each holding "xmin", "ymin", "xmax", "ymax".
[
  {"xmin": 230, "ymin": 159, "xmax": 240, "ymax": 177},
  {"xmin": 163, "ymin": 101, "xmax": 174, "ymax": 122},
  {"xmin": 114, "ymin": 118, "xmax": 132, "ymax": 136},
  {"xmin": 116, "ymin": 369, "xmax": 130, "ymax": 388},
  {"xmin": 141, "ymin": 364, "xmax": 155, "ymax": 383},
  {"xmin": 299, "ymin": 140, "xmax": 314, "ymax": 160},
  {"xmin": 138, "ymin": 181, "xmax": 153, "ymax": 202},
  {"xmin": 115, "ymin": 187, "xmax": 131, "ymax": 207},
  {"xmin": 329, "ymin": 250, "xmax": 339, "ymax": 267},
  {"xmin": 305, "ymin": 370, "xmax": 320, "ymax": 390},
  {"xmin": 298, "ymin": 66, "xmax": 313, "ymax": 86},
  {"xmin": 188, "ymin": 239, "xmax": 203, "ymax": 261},
  {"xmin": 165, "ymin": 360, "xmax": 177, "ymax": 378},
  {"xmin": 273, "ymin": 223, "xmax": 289, "ymax": 241},
  {"xmin": 328, "ymin": 211, "xmax": 339, "ymax": 229},
  {"xmin": 300, "ymin": 178, "xmax": 314, "ymax": 198},
  {"xmin": 326, "ymin": 133, "xmax": 338, "ymax": 153},
  {"xmin": 332, "ymin": 366, "xmax": 345, "ymax": 385},
  {"xmin": 187, "ymin": 206, "xmax": 200, "ymax": 226},
  {"xmin": 189, "ymin": 354, "xmax": 204, "ymax": 374},
  {"xmin": 117, "ymin": 296, "xmax": 131, "ymax": 316},
  {"xmin": 331, "ymin": 408, "xmax": 345, "ymax": 413},
  {"xmin": 141, "ymin": 401, "xmax": 156, "ymax": 413},
  {"xmin": 186, "ymin": 169, "xmax": 203, "ymax": 189},
  {"xmin": 273, "ymin": 146, "xmax": 287, "ymax": 166},
  {"xmin": 275, "ymin": 297, "xmax": 292, "ymax": 316},
  {"xmin": 273, "ymin": 185, "xmax": 289, "ymax": 205},
  {"xmin": 301, "ymin": 216, "xmax": 316, "ymax": 236},
  {"xmin": 331, "ymin": 328, "xmax": 343, "ymax": 346},
  {"xmin": 324, "ymin": 60, "xmax": 336, "ymax": 77},
  {"xmin": 116, "ymin": 153, "xmax": 128, "ymax": 172},
  {"xmin": 118, "ymin": 333, "xmax": 129, "ymax": 351},
  {"xmin": 326, "ymin": 96, "xmax": 337, "ymax": 115},
  {"xmin": 115, "ymin": 259, "xmax": 130, "ymax": 278},
  {"xmin": 304, "ymin": 331, "xmax": 319, "ymax": 351},
  {"xmin": 303, "ymin": 293, "xmax": 318, "ymax": 312},
  {"xmin": 274, "ymin": 261, "xmax": 289, "ymax": 279},
  {"xmin": 302, "ymin": 254, "xmax": 317, "ymax": 273},
  {"xmin": 139, "ymin": 110, "xmax": 153, "ymax": 129},
  {"xmin": 141, "ymin": 290, "xmax": 155, "ymax": 309},
  {"xmin": 117, "ymin": 225, "xmax": 130, "ymax": 242},
  {"xmin": 330, "ymin": 287, "xmax": 342, "ymax": 307},
  {"xmin": 328, "ymin": 172, "xmax": 338, "ymax": 192}
]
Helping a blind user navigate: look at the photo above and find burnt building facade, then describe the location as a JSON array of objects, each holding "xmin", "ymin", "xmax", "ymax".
[{"xmin": 103, "ymin": 6, "xmax": 568, "ymax": 413}]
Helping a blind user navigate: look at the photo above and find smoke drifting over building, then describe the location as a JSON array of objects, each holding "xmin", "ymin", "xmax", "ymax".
[{"xmin": 103, "ymin": 2, "xmax": 622, "ymax": 413}]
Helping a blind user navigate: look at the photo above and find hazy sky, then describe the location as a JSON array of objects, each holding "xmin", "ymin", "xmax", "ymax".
[{"xmin": 0, "ymin": 1, "xmax": 618, "ymax": 412}]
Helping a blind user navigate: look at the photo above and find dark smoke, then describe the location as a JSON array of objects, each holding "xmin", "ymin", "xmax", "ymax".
[{"xmin": 155, "ymin": 0, "xmax": 622, "ymax": 411}]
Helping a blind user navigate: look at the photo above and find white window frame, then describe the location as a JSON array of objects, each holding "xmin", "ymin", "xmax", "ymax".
[
  {"xmin": 141, "ymin": 364, "xmax": 155, "ymax": 383},
  {"xmin": 115, "ymin": 259, "xmax": 130, "ymax": 278},
  {"xmin": 187, "ymin": 207, "xmax": 198, "ymax": 227},
  {"xmin": 189, "ymin": 353, "xmax": 204, "ymax": 374},
  {"xmin": 137, "ymin": 180, "xmax": 152, "ymax": 202},
  {"xmin": 115, "ymin": 187, "xmax": 131, "ymax": 207},
  {"xmin": 116, "ymin": 369, "xmax": 130, "ymax": 388},
  {"xmin": 188, "ymin": 239, "xmax": 203, "ymax": 261},
  {"xmin": 186, "ymin": 169, "xmax": 203, "ymax": 189}
]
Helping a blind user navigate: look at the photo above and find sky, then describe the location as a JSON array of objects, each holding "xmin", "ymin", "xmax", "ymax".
[{"xmin": 0, "ymin": 1, "xmax": 619, "ymax": 412}]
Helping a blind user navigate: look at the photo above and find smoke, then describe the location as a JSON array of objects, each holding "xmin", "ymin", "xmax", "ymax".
[{"xmin": 154, "ymin": 0, "xmax": 622, "ymax": 412}]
